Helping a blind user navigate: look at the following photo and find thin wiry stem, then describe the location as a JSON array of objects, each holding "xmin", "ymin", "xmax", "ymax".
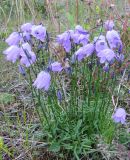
[{"xmin": 112, "ymin": 68, "xmax": 126, "ymax": 111}]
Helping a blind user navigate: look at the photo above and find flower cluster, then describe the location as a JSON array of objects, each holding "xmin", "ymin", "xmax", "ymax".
[
  {"xmin": 3, "ymin": 23, "xmax": 47, "ymax": 66},
  {"xmin": 57, "ymin": 25, "xmax": 89, "ymax": 52},
  {"xmin": 3, "ymin": 21, "xmax": 124, "ymax": 90},
  {"xmin": 3, "ymin": 20, "xmax": 127, "ymax": 124}
]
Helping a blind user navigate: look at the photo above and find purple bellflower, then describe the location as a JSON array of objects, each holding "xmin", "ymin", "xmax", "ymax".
[
  {"xmin": 104, "ymin": 20, "xmax": 114, "ymax": 31},
  {"xmin": 97, "ymin": 48, "xmax": 115, "ymax": 64},
  {"xmin": 73, "ymin": 43, "xmax": 94, "ymax": 62},
  {"xmin": 106, "ymin": 30, "xmax": 123, "ymax": 50},
  {"xmin": 83, "ymin": 43, "xmax": 94, "ymax": 57},
  {"xmin": 112, "ymin": 108, "xmax": 126, "ymax": 124},
  {"xmin": 20, "ymin": 43, "xmax": 36, "ymax": 67},
  {"xmin": 33, "ymin": 71, "xmax": 51, "ymax": 91},
  {"xmin": 50, "ymin": 61, "xmax": 63, "ymax": 72},
  {"xmin": 31, "ymin": 25, "xmax": 46, "ymax": 42},
  {"xmin": 70, "ymin": 26, "xmax": 89, "ymax": 45},
  {"xmin": 57, "ymin": 31, "xmax": 71, "ymax": 53},
  {"xmin": 5, "ymin": 32, "xmax": 21, "ymax": 46},
  {"xmin": 94, "ymin": 35, "xmax": 108, "ymax": 53},
  {"xmin": 75, "ymin": 25, "xmax": 88, "ymax": 35},
  {"xmin": 3, "ymin": 45, "xmax": 20, "ymax": 63},
  {"xmin": 20, "ymin": 51, "xmax": 36, "ymax": 67},
  {"xmin": 21, "ymin": 42, "xmax": 32, "ymax": 51},
  {"xmin": 21, "ymin": 23, "xmax": 32, "ymax": 32},
  {"xmin": 78, "ymin": 34, "xmax": 89, "ymax": 46},
  {"xmin": 69, "ymin": 29, "xmax": 80, "ymax": 44},
  {"xmin": 70, "ymin": 32, "xmax": 80, "ymax": 44},
  {"xmin": 22, "ymin": 32, "xmax": 31, "ymax": 41},
  {"xmin": 21, "ymin": 23, "xmax": 33, "ymax": 41}
]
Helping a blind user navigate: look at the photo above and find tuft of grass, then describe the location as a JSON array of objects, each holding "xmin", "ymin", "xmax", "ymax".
[{"xmin": 0, "ymin": 92, "xmax": 15, "ymax": 105}]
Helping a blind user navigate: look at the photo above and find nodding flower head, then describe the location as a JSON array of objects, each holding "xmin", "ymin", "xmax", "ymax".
[
  {"xmin": 50, "ymin": 61, "xmax": 63, "ymax": 72},
  {"xmin": 112, "ymin": 108, "xmax": 126, "ymax": 124},
  {"xmin": 73, "ymin": 43, "xmax": 94, "ymax": 62},
  {"xmin": 75, "ymin": 25, "xmax": 88, "ymax": 35},
  {"xmin": 21, "ymin": 23, "xmax": 33, "ymax": 41},
  {"xmin": 97, "ymin": 48, "xmax": 115, "ymax": 64},
  {"xmin": 5, "ymin": 32, "xmax": 21, "ymax": 46},
  {"xmin": 78, "ymin": 34, "xmax": 89, "ymax": 46},
  {"xmin": 22, "ymin": 32, "xmax": 31, "ymax": 41},
  {"xmin": 94, "ymin": 35, "xmax": 108, "ymax": 53},
  {"xmin": 20, "ymin": 43, "xmax": 36, "ymax": 67},
  {"xmin": 72, "ymin": 44, "xmax": 91, "ymax": 62},
  {"xmin": 21, "ymin": 42, "xmax": 32, "ymax": 51},
  {"xmin": 70, "ymin": 26, "xmax": 89, "ymax": 46},
  {"xmin": 3, "ymin": 45, "xmax": 20, "ymax": 63},
  {"xmin": 33, "ymin": 71, "xmax": 51, "ymax": 91},
  {"xmin": 21, "ymin": 23, "xmax": 33, "ymax": 33},
  {"xmin": 57, "ymin": 31, "xmax": 71, "ymax": 53},
  {"xmin": 106, "ymin": 30, "xmax": 123, "ymax": 51},
  {"xmin": 31, "ymin": 25, "xmax": 46, "ymax": 42}
]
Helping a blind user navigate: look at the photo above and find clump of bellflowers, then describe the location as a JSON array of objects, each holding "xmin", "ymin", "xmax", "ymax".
[{"xmin": 3, "ymin": 20, "xmax": 128, "ymax": 159}]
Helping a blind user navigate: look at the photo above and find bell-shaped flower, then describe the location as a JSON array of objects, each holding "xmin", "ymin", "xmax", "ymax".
[
  {"xmin": 3, "ymin": 45, "xmax": 20, "ymax": 63},
  {"xmin": 106, "ymin": 30, "xmax": 122, "ymax": 50},
  {"xmin": 97, "ymin": 48, "xmax": 115, "ymax": 64},
  {"xmin": 83, "ymin": 43, "xmax": 94, "ymax": 56},
  {"xmin": 21, "ymin": 23, "xmax": 32, "ymax": 32},
  {"xmin": 5, "ymin": 32, "xmax": 21, "ymax": 46},
  {"xmin": 57, "ymin": 31, "xmax": 71, "ymax": 52},
  {"xmin": 94, "ymin": 35, "xmax": 108, "ymax": 53},
  {"xmin": 22, "ymin": 32, "xmax": 31, "ymax": 41},
  {"xmin": 104, "ymin": 20, "xmax": 114, "ymax": 31},
  {"xmin": 112, "ymin": 108, "xmax": 126, "ymax": 124},
  {"xmin": 20, "ymin": 51, "xmax": 36, "ymax": 67},
  {"xmin": 21, "ymin": 23, "xmax": 33, "ymax": 41},
  {"xmin": 70, "ymin": 30, "xmax": 79, "ymax": 44},
  {"xmin": 72, "ymin": 47, "xmax": 85, "ymax": 62},
  {"xmin": 31, "ymin": 25, "xmax": 46, "ymax": 42},
  {"xmin": 21, "ymin": 42, "xmax": 32, "ymax": 51},
  {"xmin": 70, "ymin": 26, "xmax": 89, "ymax": 45},
  {"xmin": 50, "ymin": 61, "xmax": 63, "ymax": 72},
  {"xmin": 78, "ymin": 34, "xmax": 89, "ymax": 46},
  {"xmin": 20, "ymin": 43, "xmax": 36, "ymax": 67},
  {"xmin": 73, "ymin": 43, "xmax": 94, "ymax": 62},
  {"xmin": 75, "ymin": 25, "xmax": 88, "ymax": 35},
  {"xmin": 95, "ymin": 40, "xmax": 108, "ymax": 53},
  {"xmin": 33, "ymin": 71, "xmax": 51, "ymax": 91}
]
